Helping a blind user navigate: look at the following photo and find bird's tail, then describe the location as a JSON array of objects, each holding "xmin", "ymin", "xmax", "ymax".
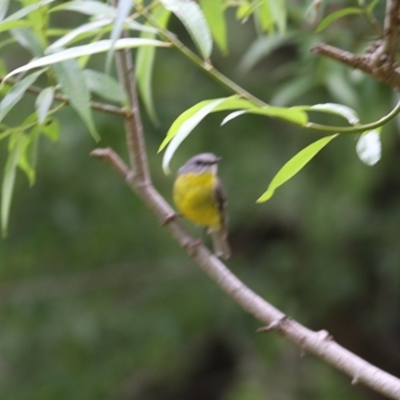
[{"xmin": 211, "ymin": 229, "xmax": 231, "ymax": 259}]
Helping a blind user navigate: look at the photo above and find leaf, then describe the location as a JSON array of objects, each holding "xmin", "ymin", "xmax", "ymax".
[
  {"xmin": 256, "ymin": 0, "xmax": 273, "ymax": 32},
  {"xmin": 52, "ymin": 60, "xmax": 99, "ymax": 141},
  {"xmin": 0, "ymin": 69, "xmax": 45, "ymax": 123},
  {"xmin": 136, "ymin": 7, "xmax": 170, "ymax": 125},
  {"xmin": 0, "ymin": 20, "xmax": 31, "ymax": 34},
  {"xmin": 17, "ymin": 133, "xmax": 36, "ymax": 186},
  {"xmin": 11, "ymin": 27, "xmax": 44, "ymax": 57},
  {"xmin": 40, "ymin": 118, "xmax": 59, "ymax": 142},
  {"xmin": 304, "ymin": 103, "xmax": 360, "ymax": 125},
  {"xmin": 50, "ymin": 1, "xmax": 116, "ymax": 17},
  {"xmin": 161, "ymin": 0, "xmax": 212, "ymax": 59},
  {"xmin": 356, "ymin": 129, "xmax": 381, "ymax": 166},
  {"xmin": 269, "ymin": 0, "xmax": 286, "ymax": 33},
  {"xmin": 106, "ymin": 0, "xmax": 134, "ymax": 72},
  {"xmin": 82, "ymin": 69, "xmax": 127, "ymax": 105},
  {"xmin": 316, "ymin": 7, "xmax": 362, "ymax": 33},
  {"xmin": 3, "ymin": 38, "xmax": 169, "ymax": 81},
  {"xmin": 0, "ymin": 0, "xmax": 10, "ymax": 21},
  {"xmin": 221, "ymin": 106, "xmax": 308, "ymax": 126},
  {"xmin": 199, "ymin": 0, "xmax": 227, "ymax": 54},
  {"xmin": 160, "ymin": 96, "xmax": 260, "ymax": 173},
  {"xmin": 35, "ymin": 87, "xmax": 54, "ymax": 124},
  {"xmin": 0, "ymin": 0, "xmax": 54, "ymax": 26},
  {"xmin": 257, "ymin": 134, "xmax": 338, "ymax": 203},
  {"xmin": 2, "ymin": 133, "xmax": 23, "ymax": 236}
]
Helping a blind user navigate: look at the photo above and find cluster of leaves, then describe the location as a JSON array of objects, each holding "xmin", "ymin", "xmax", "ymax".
[{"xmin": 0, "ymin": 0, "xmax": 389, "ymax": 236}]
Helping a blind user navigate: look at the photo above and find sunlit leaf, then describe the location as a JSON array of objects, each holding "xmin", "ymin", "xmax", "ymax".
[
  {"xmin": 0, "ymin": 69, "xmax": 45, "ymax": 122},
  {"xmin": 256, "ymin": 0, "xmax": 273, "ymax": 32},
  {"xmin": 136, "ymin": 6, "xmax": 170, "ymax": 125},
  {"xmin": 298, "ymin": 103, "xmax": 360, "ymax": 125},
  {"xmin": 35, "ymin": 87, "xmax": 54, "ymax": 124},
  {"xmin": 356, "ymin": 129, "xmax": 381, "ymax": 166},
  {"xmin": 3, "ymin": 38, "xmax": 169, "ymax": 82},
  {"xmin": 161, "ymin": 0, "xmax": 212, "ymax": 59},
  {"xmin": 40, "ymin": 118, "xmax": 59, "ymax": 142},
  {"xmin": 316, "ymin": 7, "xmax": 362, "ymax": 33},
  {"xmin": 83, "ymin": 69, "xmax": 127, "ymax": 104},
  {"xmin": 50, "ymin": 1, "xmax": 116, "ymax": 17},
  {"xmin": 0, "ymin": 0, "xmax": 10, "ymax": 21},
  {"xmin": 0, "ymin": 20, "xmax": 30, "ymax": 34},
  {"xmin": 199, "ymin": 0, "xmax": 227, "ymax": 54},
  {"xmin": 106, "ymin": 0, "xmax": 134, "ymax": 72},
  {"xmin": 52, "ymin": 60, "xmax": 99, "ymax": 141},
  {"xmin": 0, "ymin": 0, "xmax": 54, "ymax": 26},
  {"xmin": 257, "ymin": 134, "xmax": 338, "ymax": 203},
  {"xmin": 1, "ymin": 133, "xmax": 23, "ymax": 236},
  {"xmin": 17, "ymin": 133, "xmax": 36, "ymax": 186}
]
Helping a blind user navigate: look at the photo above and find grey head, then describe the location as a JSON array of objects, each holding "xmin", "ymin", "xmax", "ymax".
[{"xmin": 178, "ymin": 153, "xmax": 222, "ymax": 175}]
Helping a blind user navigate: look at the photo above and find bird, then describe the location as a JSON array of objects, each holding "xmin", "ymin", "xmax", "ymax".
[{"xmin": 173, "ymin": 153, "xmax": 231, "ymax": 259}]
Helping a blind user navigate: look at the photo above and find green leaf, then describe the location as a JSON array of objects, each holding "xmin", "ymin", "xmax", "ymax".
[
  {"xmin": 356, "ymin": 129, "xmax": 381, "ymax": 166},
  {"xmin": 11, "ymin": 28, "xmax": 44, "ymax": 57},
  {"xmin": 136, "ymin": 6, "xmax": 170, "ymax": 125},
  {"xmin": 0, "ymin": 0, "xmax": 10, "ymax": 21},
  {"xmin": 0, "ymin": 69, "xmax": 45, "ymax": 123},
  {"xmin": 0, "ymin": 0, "xmax": 54, "ymax": 25},
  {"xmin": 255, "ymin": 0, "xmax": 273, "ymax": 32},
  {"xmin": 106, "ymin": 0, "xmax": 134, "ymax": 72},
  {"xmin": 160, "ymin": 96, "xmax": 258, "ymax": 173},
  {"xmin": 3, "ymin": 38, "xmax": 169, "ymax": 81},
  {"xmin": 0, "ymin": 20, "xmax": 31, "ymax": 34},
  {"xmin": 17, "ymin": 133, "xmax": 36, "ymax": 186},
  {"xmin": 40, "ymin": 118, "xmax": 59, "ymax": 142},
  {"xmin": 236, "ymin": 2, "xmax": 253, "ymax": 21},
  {"xmin": 52, "ymin": 60, "xmax": 99, "ymax": 141},
  {"xmin": 199, "ymin": 0, "xmax": 227, "ymax": 54},
  {"xmin": 296, "ymin": 103, "xmax": 359, "ymax": 125},
  {"xmin": 221, "ymin": 106, "xmax": 308, "ymax": 126},
  {"xmin": 271, "ymin": 76, "xmax": 315, "ymax": 106},
  {"xmin": 82, "ymin": 69, "xmax": 127, "ymax": 105},
  {"xmin": 316, "ymin": 7, "xmax": 362, "ymax": 33},
  {"xmin": 269, "ymin": 0, "xmax": 286, "ymax": 34},
  {"xmin": 35, "ymin": 87, "xmax": 54, "ymax": 124},
  {"xmin": 50, "ymin": 1, "xmax": 116, "ymax": 17},
  {"xmin": 1, "ymin": 133, "xmax": 23, "ymax": 236},
  {"xmin": 161, "ymin": 0, "xmax": 212, "ymax": 59},
  {"xmin": 257, "ymin": 134, "xmax": 338, "ymax": 203}
]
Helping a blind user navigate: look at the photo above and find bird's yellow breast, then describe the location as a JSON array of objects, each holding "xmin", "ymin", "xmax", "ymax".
[{"xmin": 173, "ymin": 172, "xmax": 221, "ymax": 229}]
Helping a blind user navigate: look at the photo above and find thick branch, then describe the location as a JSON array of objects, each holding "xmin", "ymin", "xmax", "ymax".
[
  {"xmin": 92, "ymin": 148, "xmax": 400, "ymax": 400},
  {"xmin": 380, "ymin": 0, "xmax": 400, "ymax": 63}
]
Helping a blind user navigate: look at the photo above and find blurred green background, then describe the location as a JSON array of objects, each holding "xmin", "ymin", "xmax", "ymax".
[{"xmin": 0, "ymin": 1, "xmax": 399, "ymax": 399}]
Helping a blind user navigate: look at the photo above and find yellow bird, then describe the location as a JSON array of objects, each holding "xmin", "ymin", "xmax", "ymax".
[{"xmin": 173, "ymin": 153, "xmax": 231, "ymax": 259}]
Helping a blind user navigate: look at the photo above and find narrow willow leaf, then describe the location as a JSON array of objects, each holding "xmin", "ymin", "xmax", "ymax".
[
  {"xmin": 50, "ymin": 1, "xmax": 116, "ymax": 17},
  {"xmin": 257, "ymin": 134, "xmax": 338, "ymax": 203},
  {"xmin": 11, "ymin": 28, "xmax": 44, "ymax": 57},
  {"xmin": 35, "ymin": 87, "xmax": 54, "ymax": 124},
  {"xmin": 2, "ymin": 134, "xmax": 23, "ymax": 236},
  {"xmin": 308, "ymin": 103, "xmax": 359, "ymax": 125},
  {"xmin": 52, "ymin": 60, "xmax": 99, "ymax": 141},
  {"xmin": 199, "ymin": 0, "xmax": 227, "ymax": 54},
  {"xmin": 236, "ymin": 2, "xmax": 253, "ymax": 21},
  {"xmin": 356, "ymin": 129, "xmax": 381, "ymax": 166},
  {"xmin": 0, "ymin": 0, "xmax": 54, "ymax": 26},
  {"xmin": 136, "ymin": 7, "xmax": 170, "ymax": 125},
  {"xmin": 3, "ymin": 38, "xmax": 169, "ymax": 81},
  {"xmin": 269, "ymin": 0, "xmax": 286, "ymax": 33},
  {"xmin": 17, "ymin": 133, "xmax": 36, "ymax": 186},
  {"xmin": 316, "ymin": 7, "xmax": 362, "ymax": 33},
  {"xmin": 161, "ymin": 97, "xmax": 258, "ymax": 173},
  {"xmin": 83, "ymin": 69, "xmax": 127, "ymax": 104},
  {"xmin": 40, "ymin": 118, "xmax": 59, "ymax": 142},
  {"xmin": 161, "ymin": 0, "xmax": 212, "ymax": 59},
  {"xmin": 221, "ymin": 106, "xmax": 308, "ymax": 126},
  {"xmin": 256, "ymin": 0, "xmax": 273, "ymax": 32},
  {"xmin": 106, "ymin": 0, "xmax": 134, "ymax": 72},
  {"xmin": 0, "ymin": 0, "xmax": 10, "ymax": 21},
  {"xmin": 0, "ymin": 69, "xmax": 45, "ymax": 122},
  {"xmin": 0, "ymin": 20, "xmax": 30, "ymax": 34}
]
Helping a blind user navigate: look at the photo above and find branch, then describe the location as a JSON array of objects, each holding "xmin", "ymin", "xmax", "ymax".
[
  {"xmin": 92, "ymin": 1, "xmax": 400, "ymax": 398},
  {"xmin": 312, "ymin": 0, "xmax": 400, "ymax": 91}
]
